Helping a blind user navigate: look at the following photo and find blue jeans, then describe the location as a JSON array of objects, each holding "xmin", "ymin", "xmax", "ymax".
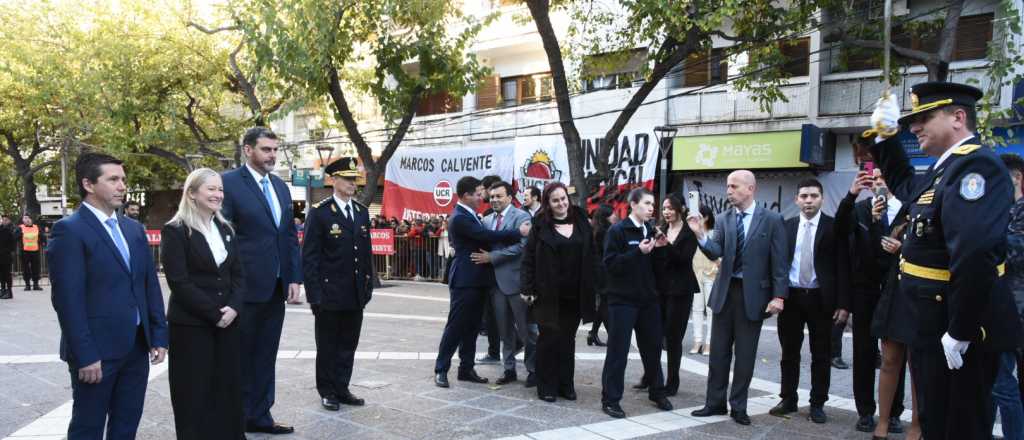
[{"xmin": 992, "ymin": 351, "xmax": 1024, "ymax": 440}]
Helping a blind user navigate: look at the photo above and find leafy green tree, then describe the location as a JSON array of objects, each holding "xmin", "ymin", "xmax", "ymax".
[
  {"xmin": 231, "ymin": 0, "xmax": 492, "ymax": 204},
  {"xmin": 524, "ymin": 0, "xmax": 821, "ymax": 203}
]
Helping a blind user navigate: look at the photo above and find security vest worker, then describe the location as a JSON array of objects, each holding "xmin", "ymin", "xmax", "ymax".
[
  {"xmin": 17, "ymin": 215, "xmax": 43, "ymax": 291},
  {"xmin": 301, "ymin": 157, "xmax": 373, "ymax": 411},
  {"xmin": 869, "ymin": 81, "xmax": 1023, "ymax": 439}
]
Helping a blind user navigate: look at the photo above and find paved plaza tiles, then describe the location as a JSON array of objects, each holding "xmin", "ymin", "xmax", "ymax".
[{"xmin": 0, "ymin": 280, "xmax": 927, "ymax": 439}]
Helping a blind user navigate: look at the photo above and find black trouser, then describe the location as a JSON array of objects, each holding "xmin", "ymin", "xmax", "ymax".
[
  {"xmin": 590, "ymin": 294, "xmax": 608, "ymax": 335},
  {"xmin": 240, "ymin": 283, "xmax": 285, "ymax": 428},
  {"xmin": 705, "ymin": 278, "xmax": 764, "ymax": 412},
  {"xmin": 536, "ymin": 297, "xmax": 581, "ymax": 397},
  {"xmin": 912, "ymin": 343, "xmax": 999, "ymax": 439},
  {"xmin": 778, "ymin": 287, "xmax": 832, "ymax": 407},
  {"xmin": 831, "ymin": 322, "xmax": 844, "ymax": 358},
  {"xmin": 851, "ymin": 290, "xmax": 905, "ymax": 418},
  {"xmin": 640, "ymin": 294, "xmax": 694, "ymax": 391},
  {"xmin": 0, "ymin": 255, "xmax": 11, "ymax": 291},
  {"xmin": 314, "ymin": 309, "xmax": 364, "ymax": 398},
  {"xmin": 21, "ymin": 250, "xmax": 40, "ymax": 286},
  {"xmin": 436, "ymin": 286, "xmax": 486, "ymax": 373},
  {"xmin": 602, "ymin": 299, "xmax": 665, "ymax": 405},
  {"xmin": 168, "ymin": 323, "xmax": 245, "ymax": 440},
  {"xmin": 481, "ymin": 291, "xmax": 500, "ymax": 358}
]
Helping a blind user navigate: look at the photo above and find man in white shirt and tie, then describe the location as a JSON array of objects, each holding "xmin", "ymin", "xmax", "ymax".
[{"xmin": 769, "ymin": 178, "xmax": 849, "ymax": 424}]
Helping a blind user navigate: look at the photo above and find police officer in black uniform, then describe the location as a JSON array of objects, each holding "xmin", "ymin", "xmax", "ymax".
[
  {"xmin": 302, "ymin": 157, "xmax": 374, "ymax": 411},
  {"xmin": 870, "ymin": 82, "xmax": 1023, "ymax": 439}
]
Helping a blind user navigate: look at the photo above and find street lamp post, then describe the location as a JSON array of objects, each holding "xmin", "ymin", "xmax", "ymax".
[{"xmin": 653, "ymin": 126, "xmax": 678, "ymax": 203}]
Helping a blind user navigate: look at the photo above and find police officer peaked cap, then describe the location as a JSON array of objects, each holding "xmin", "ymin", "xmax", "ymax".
[
  {"xmin": 325, "ymin": 157, "xmax": 360, "ymax": 179},
  {"xmin": 899, "ymin": 81, "xmax": 983, "ymax": 125}
]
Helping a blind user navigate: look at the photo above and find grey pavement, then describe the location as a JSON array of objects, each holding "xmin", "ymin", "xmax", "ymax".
[{"xmin": 0, "ymin": 279, "xmax": 916, "ymax": 440}]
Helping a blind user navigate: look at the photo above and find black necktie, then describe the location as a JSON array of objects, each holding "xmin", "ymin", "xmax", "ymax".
[
  {"xmin": 734, "ymin": 212, "xmax": 747, "ymax": 275},
  {"xmin": 345, "ymin": 205, "xmax": 352, "ymax": 221}
]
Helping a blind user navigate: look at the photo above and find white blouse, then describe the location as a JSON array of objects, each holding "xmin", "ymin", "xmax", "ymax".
[{"xmin": 202, "ymin": 218, "xmax": 228, "ymax": 267}]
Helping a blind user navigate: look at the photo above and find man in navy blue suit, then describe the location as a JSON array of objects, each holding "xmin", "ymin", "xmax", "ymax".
[
  {"xmin": 221, "ymin": 127, "xmax": 302, "ymax": 435},
  {"xmin": 48, "ymin": 152, "xmax": 168, "ymax": 439},
  {"xmin": 434, "ymin": 176, "xmax": 530, "ymax": 388}
]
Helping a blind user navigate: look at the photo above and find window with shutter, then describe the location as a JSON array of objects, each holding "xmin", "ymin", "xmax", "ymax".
[
  {"xmin": 416, "ymin": 91, "xmax": 463, "ymax": 116},
  {"xmin": 954, "ymin": 13, "xmax": 993, "ymax": 61},
  {"xmin": 476, "ymin": 75, "xmax": 501, "ymax": 110},
  {"xmin": 780, "ymin": 38, "xmax": 810, "ymax": 77}
]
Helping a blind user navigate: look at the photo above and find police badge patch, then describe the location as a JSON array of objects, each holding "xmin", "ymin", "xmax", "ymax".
[{"xmin": 960, "ymin": 173, "xmax": 986, "ymax": 201}]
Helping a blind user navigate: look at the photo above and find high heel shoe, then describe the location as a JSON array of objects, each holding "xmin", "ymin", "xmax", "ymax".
[
  {"xmin": 700, "ymin": 344, "xmax": 711, "ymax": 356},
  {"xmin": 587, "ymin": 332, "xmax": 607, "ymax": 347},
  {"xmin": 689, "ymin": 344, "xmax": 702, "ymax": 354}
]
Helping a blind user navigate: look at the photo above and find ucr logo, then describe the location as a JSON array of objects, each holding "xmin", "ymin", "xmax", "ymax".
[{"xmin": 434, "ymin": 180, "xmax": 453, "ymax": 207}]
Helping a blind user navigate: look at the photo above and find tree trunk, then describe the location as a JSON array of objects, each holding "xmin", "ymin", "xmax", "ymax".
[
  {"xmin": 14, "ymin": 161, "xmax": 40, "ymax": 217},
  {"xmin": 525, "ymin": 0, "xmax": 587, "ymax": 206}
]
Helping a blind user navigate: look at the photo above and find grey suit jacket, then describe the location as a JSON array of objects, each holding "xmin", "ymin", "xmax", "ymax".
[
  {"xmin": 698, "ymin": 205, "xmax": 789, "ymax": 321},
  {"xmin": 482, "ymin": 206, "xmax": 530, "ymax": 295}
]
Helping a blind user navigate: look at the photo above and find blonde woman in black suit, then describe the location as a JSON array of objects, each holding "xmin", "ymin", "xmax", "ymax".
[{"xmin": 162, "ymin": 168, "xmax": 247, "ymax": 440}]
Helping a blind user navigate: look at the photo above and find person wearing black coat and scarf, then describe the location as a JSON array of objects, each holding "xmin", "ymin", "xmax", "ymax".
[
  {"xmin": 635, "ymin": 194, "xmax": 700, "ymax": 396},
  {"xmin": 161, "ymin": 168, "xmax": 247, "ymax": 440},
  {"xmin": 600, "ymin": 188, "xmax": 675, "ymax": 419},
  {"xmin": 520, "ymin": 183, "xmax": 596, "ymax": 403}
]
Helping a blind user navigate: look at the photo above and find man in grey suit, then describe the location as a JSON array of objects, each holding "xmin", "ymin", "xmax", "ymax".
[
  {"xmin": 471, "ymin": 181, "xmax": 538, "ymax": 387},
  {"xmin": 688, "ymin": 170, "xmax": 789, "ymax": 426}
]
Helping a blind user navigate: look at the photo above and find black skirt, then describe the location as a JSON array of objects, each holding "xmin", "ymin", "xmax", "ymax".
[{"xmin": 871, "ymin": 264, "xmax": 918, "ymax": 345}]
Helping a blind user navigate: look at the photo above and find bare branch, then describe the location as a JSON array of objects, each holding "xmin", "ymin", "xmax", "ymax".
[
  {"xmin": 187, "ymin": 21, "xmax": 240, "ymax": 34},
  {"xmin": 28, "ymin": 159, "xmax": 59, "ymax": 176}
]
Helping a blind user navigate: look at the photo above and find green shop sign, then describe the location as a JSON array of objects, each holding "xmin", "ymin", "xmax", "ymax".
[{"xmin": 672, "ymin": 131, "xmax": 808, "ymax": 171}]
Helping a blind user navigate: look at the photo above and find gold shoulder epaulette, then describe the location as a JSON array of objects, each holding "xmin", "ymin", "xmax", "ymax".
[
  {"xmin": 312, "ymin": 197, "xmax": 333, "ymax": 209},
  {"xmin": 352, "ymin": 200, "xmax": 366, "ymax": 211},
  {"xmin": 952, "ymin": 144, "xmax": 982, "ymax": 155}
]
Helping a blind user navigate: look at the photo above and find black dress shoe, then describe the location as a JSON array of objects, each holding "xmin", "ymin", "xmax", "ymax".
[
  {"xmin": 538, "ymin": 394, "xmax": 556, "ymax": 402},
  {"xmin": 808, "ymin": 406, "xmax": 827, "ymax": 424},
  {"xmin": 338, "ymin": 390, "xmax": 365, "ymax": 406},
  {"xmin": 246, "ymin": 423, "xmax": 295, "ymax": 434},
  {"xmin": 769, "ymin": 399, "xmax": 798, "ymax": 417},
  {"xmin": 558, "ymin": 387, "xmax": 577, "ymax": 401},
  {"xmin": 524, "ymin": 373, "xmax": 537, "ymax": 388},
  {"xmin": 651, "ymin": 396, "xmax": 673, "ymax": 411},
  {"xmin": 730, "ymin": 410, "xmax": 751, "ymax": 425},
  {"xmin": 855, "ymin": 415, "xmax": 876, "ymax": 432},
  {"xmin": 457, "ymin": 369, "xmax": 489, "ymax": 384},
  {"xmin": 495, "ymin": 371, "xmax": 518, "ymax": 385},
  {"xmin": 434, "ymin": 372, "xmax": 450, "ymax": 388},
  {"xmin": 664, "ymin": 378, "xmax": 679, "ymax": 397},
  {"xmin": 887, "ymin": 416, "xmax": 904, "ymax": 433},
  {"xmin": 691, "ymin": 406, "xmax": 728, "ymax": 417},
  {"xmin": 587, "ymin": 332, "xmax": 607, "ymax": 347},
  {"xmin": 831, "ymin": 357, "xmax": 850, "ymax": 369},
  {"xmin": 321, "ymin": 397, "xmax": 340, "ymax": 411},
  {"xmin": 602, "ymin": 403, "xmax": 626, "ymax": 418}
]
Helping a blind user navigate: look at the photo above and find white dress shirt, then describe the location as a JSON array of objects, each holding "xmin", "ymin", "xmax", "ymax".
[
  {"xmin": 333, "ymin": 195, "xmax": 355, "ymax": 220},
  {"xmin": 886, "ymin": 196, "xmax": 903, "ymax": 227},
  {"xmin": 247, "ymin": 163, "xmax": 281, "ymax": 224},
  {"xmin": 491, "ymin": 204, "xmax": 512, "ymax": 230},
  {"xmin": 699, "ymin": 201, "xmax": 756, "ymax": 248},
  {"xmin": 788, "ymin": 211, "xmax": 820, "ymax": 288},
  {"xmin": 82, "ymin": 201, "xmax": 131, "ymax": 262},
  {"xmin": 202, "ymin": 218, "xmax": 228, "ymax": 267}
]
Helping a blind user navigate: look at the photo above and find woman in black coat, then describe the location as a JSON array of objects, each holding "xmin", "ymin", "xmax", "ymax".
[
  {"xmin": 636, "ymin": 194, "xmax": 699, "ymax": 396},
  {"xmin": 520, "ymin": 182, "xmax": 596, "ymax": 402},
  {"xmin": 161, "ymin": 168, "xmax": 246, "ymax": 440}
]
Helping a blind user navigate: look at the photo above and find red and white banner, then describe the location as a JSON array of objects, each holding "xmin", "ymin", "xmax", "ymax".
[
  {"xmin": 370, "ymin": 228, "xmax": 395, "ymax": 255},
  {"xmin": 382, "ymin": 143, "xmax": 515, "ymax": 220},
  {"xmin": 514, "ymin": 132, "xmax": 658, "ymax": 216},
  {"xmin": 145, "ymin": 230, "xmax": 161, "ymax": 246},
  {"xmin": 382, "ymin": 132, "xmax": 658, "ymax": 219}
]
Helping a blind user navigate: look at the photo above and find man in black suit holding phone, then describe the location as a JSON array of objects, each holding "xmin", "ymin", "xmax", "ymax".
[{"xmin": 769, "ymin": 178, "xmax": 849, "ymax": 424}]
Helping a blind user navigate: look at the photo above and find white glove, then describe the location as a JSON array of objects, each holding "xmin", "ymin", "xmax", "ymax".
[
  {"xmin": 941, "ymin": 332, "xmax": 971, "ymax": 370},
  {"xmin": 870, "ymin": 94, "xmax": 901, "ymax": 140}
]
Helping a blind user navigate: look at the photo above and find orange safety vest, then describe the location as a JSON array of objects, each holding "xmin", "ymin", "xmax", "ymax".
[{"xmin": 19, "ymin": 225, "xmax": 39, "ymax": 252}]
